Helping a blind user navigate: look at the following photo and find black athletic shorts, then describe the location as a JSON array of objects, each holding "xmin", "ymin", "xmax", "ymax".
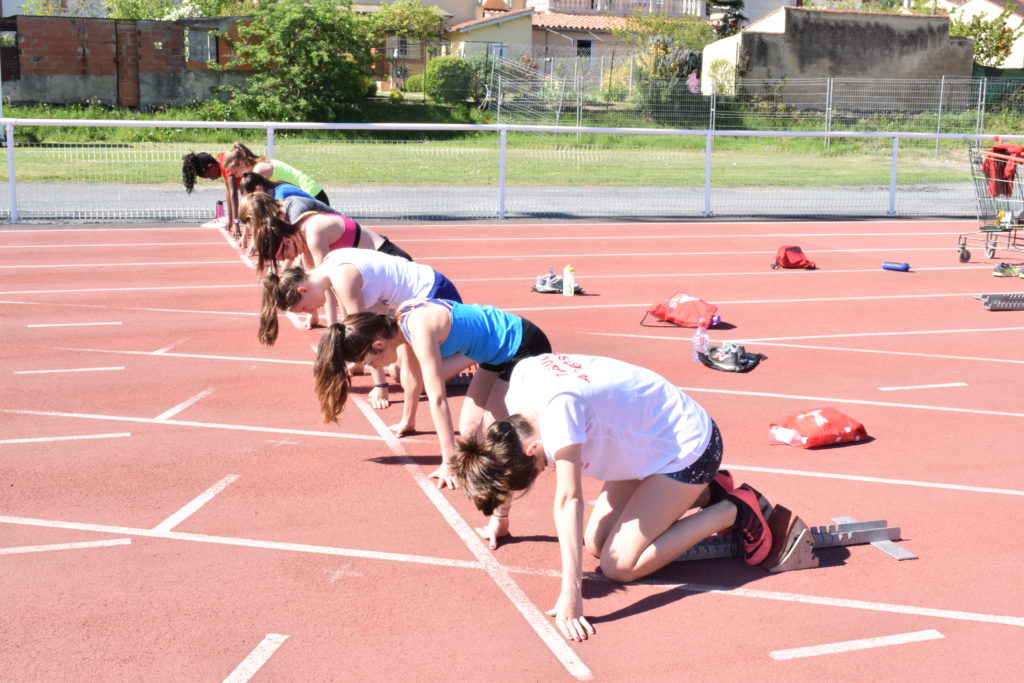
[
  {"xmin": 376, "ymin": 236, "xmax": 413, "ymax": 262},
  {"xmin": 479, "ymin": 317, "xmax": 552, "ymax": 382},
  {"xmin": 662, "ymin": 421, "xmax": 723, "ymax": 486}
]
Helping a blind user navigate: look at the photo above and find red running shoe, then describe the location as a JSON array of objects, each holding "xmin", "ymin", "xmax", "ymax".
[
  {"xmin": 707, "ymin": 469, "xmax": 735, "ymax": 506},
  {"xmin": 726, "ymin": 484, "xmax": 772, "ymax": 565}
]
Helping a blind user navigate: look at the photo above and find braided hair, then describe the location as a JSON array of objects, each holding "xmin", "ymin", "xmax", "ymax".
[{"xmin": 181, "ymin": 151, "xmax": 218, "ymax": 194}]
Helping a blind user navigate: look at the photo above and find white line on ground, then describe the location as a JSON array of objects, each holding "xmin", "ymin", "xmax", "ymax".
[
  {"xmin": 1, "ymin": 260, "xmax": 240, "ymax": 269},
  {"xmin": 214, "ymin": 225, "xmax": 256, "ymax": 269},
  {"xmin": 154, "ymin": 387, "xmax": 217, "ymax": 421},
  {"xmin": 153, "ymin": 338, "xmax": 190, "ymax": 354},
  {"xmin": 27, "ymin": 321, "xmax": 122, "ymax": 328},
  {"xmin": 878, "ymin": 382, "xmax": 968, "ymax": 391},
  {"xmin": 152, "ymin": 475, "xmax": 239, "ymax": 533},
  {"xmin": 0, "ymin": 242, "xmax": 223, "ymax": 248},
  {"xmin": 398, "ymin": 231, "xmax": 966, "ymax": 243},
  {"xmin": 2, "ymin": 512, "xmax": 1022, "ymax": 629},
  {"xmin": 0, "ymin": 226, "xmax": 210, "ymax": 233},
  {"xmin": 0, "ymin": 408, "xmax": 429, "ymax": 444},
  {"xmin": 0, "ymin": 284, "xmax": 253, "ymax": 295},
  {"xmin": 346, "ymin": 398, "xmax": 593, "ymax": 679},
  {"xmin": 0, "ymin": 538, "xmax": 132, "ymax": 556},
  {"xmin": 58, "ymin": 347, "xmax": 311, "ymax": 365},
  {"xmin": 725, "ymin": 463, "xmax": 1024, "ymax": 497},
  {"xmin": 678, "ymin": 385, "xmax": 1024, "ymax": 419},
  {"xmin": 768, "ymin": 629, "xmax": 945, "ymax": 661},
  {"xmin": 426, "ymin": 247, "xmax": 954, "ymax": 261},
  {"xmin": 14, "ymin": 366, "xmax": 125, "ymax": 375},
  {"xmin": 717, "ymin": 340, "xmax": 1024, "ymax": 366},
  {"xmin": 459, "ymin": 265, "xmax": 994, "ymax": 283},
  {"xmin": 0, "ymin": 432, "xmax": 132, "ymax": 445},
  {"xmin": 221, "ymin": 633, "xmax": 289, "ymax": 683}
]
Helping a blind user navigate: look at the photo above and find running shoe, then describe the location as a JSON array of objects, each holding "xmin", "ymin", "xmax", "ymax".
[
  {"xmin": 993, "ymin": 263, "xmax": 1024, "ymax": 277},
  {"xmin": 707, "ymin": 469, "xmax": 735, "ymax": 506},
  {"xmin": 726, "ymin": 484, "xmax": 772, "ymax": 566}
]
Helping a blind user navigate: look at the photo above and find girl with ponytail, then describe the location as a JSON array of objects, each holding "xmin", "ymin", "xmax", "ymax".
[
  {"xmin": 450, "ymin": 353, "xmax": 776, "ymax": 644},
  {"xmin": 221, "ymin": 142, "xmax": 329, "ymax": 205},
  {"xmin": 260, "ymin": 249, "xmax": 461, "ymax": 410},
  {"xmin": 314, "ymin": 297, "xmax": 551, "ymax": 490}
]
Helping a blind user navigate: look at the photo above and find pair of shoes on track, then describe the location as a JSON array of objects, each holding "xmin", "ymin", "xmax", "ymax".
[
  {"xmin": 992, "ymin": 263, "xmax": 1024, "ymax": 277},
  {"xmin": 709, "ymin": 470, "xmax": 773, "ymax": 566},
  {"xmin": 531, "ymin": 273, "xmax": 583, "ymax": 294}
]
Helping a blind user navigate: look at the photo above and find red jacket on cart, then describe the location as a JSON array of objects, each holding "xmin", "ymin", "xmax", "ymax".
[{"xmin": 982, "ymin": 143, "xmax": 1024, "ymax": 197}]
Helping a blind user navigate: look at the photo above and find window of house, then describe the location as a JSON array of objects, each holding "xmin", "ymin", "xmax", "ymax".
[
  {"xmin": 576, "ymin": 40, "xmax": 592, "ymax": 59},
  {"xmin": 488, "ymin": 43, "xmax": 508, "ymax": 60},
  {"xmin": 185, "ymin": 28, "xmax": 218, "ymax": 64}
]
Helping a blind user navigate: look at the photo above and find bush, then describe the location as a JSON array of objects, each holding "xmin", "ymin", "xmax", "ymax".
[
  {"xmin": 389, "ymin": 89, "xmax": 404, "ymax": 103},
  {"xmin": 424, "ymin": 55, "xmax": 474, "ymax": 105},
  {"xmin": 405, "ymin": 73, "xmax": 424, "ymax": 93}
]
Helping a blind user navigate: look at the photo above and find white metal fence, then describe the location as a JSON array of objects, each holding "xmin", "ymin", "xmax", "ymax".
[{"xmin": 0, "ymin": 118, "xmax": 1017, "ymax": 223}]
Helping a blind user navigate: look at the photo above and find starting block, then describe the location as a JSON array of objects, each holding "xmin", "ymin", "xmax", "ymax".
[
  {"xmin": 674, "ymin": 506, "xmax": 916, "ymax": 573},
  {"xmin": 977, "ymin": 293, "xmax": 1024, "ymax": 311}
]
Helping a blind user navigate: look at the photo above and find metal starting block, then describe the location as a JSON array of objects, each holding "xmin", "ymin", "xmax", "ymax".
[
  {"xmin": 674, "ymin": 506, "xmax": 915, "ymax": 574},
  {"xmin": 977, "ymin": 293, "xmax": 1024, "ymax": 311}
]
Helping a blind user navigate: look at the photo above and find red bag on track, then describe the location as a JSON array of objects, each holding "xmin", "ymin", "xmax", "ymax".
[
  {"xmin": 771, "ymin": 245, "xmax": 816, "ymax": 270},
  {"xmin": 641, "ymin": 292, "xmax": 718, "ymax": 328},
  {"xmin": 769, "ymin": 407, "xmax": 867, "ymax": 448}
]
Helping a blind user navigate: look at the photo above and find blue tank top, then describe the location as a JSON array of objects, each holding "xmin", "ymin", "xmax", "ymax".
[
  {"xmin": 397, "ymin": 299, "xmax": 522, "ymax": 365},
  {"xmin": 274, "ymin": 183, "xmax": 313, "ymax": 201}
]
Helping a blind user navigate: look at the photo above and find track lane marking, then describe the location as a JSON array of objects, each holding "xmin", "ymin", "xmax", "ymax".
[
  {"xmin": 0, "ymin": 538, "xmax": 132, "ymax": 555},
  {"xmin": 15, "ymin": 366, "xmax": 125, "ymax": 375},
  {"xmin": 878, "ymin": 382, "xmax": 968, "ymax": 391},
  {"xmin": 57, "ymin": 347, "xmax": 311, "ymax": 365},
  {"xmin": 1, "ymin": 514, "xmax": 1021, "ymax": 629},
  {"xmin": 27, "ymin": 322, "xmax": 122, "ymax": 328},
  {"xmin": 2, "ymin": 260, "xmax": 241, "ymax": 269},
  {"xmin": 0, "ymin": 432, "xmax": 132, "ymax": 445},
  {"xmin": 222, "ymin": 633, "xmax": 289, "ymax": 683},
  {"xmin": 153, "ymin": 475, "xmax": 239, "ymax": 533},
  {"xmin": 768, "ymin": 629, "xmax": 945, "ymax": 661},
  {"xmin": 154, "ymin": 387, "xmax": 217, "ymax": 421},
  {"xmin": 1, "ymin": 408, "xmax": 431, "ymax": 444},
  {"xmin": 350, "ymin": 398, "xmax": 594, "ymax": 680}
]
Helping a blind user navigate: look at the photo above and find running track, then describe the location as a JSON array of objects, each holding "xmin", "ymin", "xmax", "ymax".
[{"xmin": 1, "ymin": 219, "xmax": 1022, "ymax": 681}]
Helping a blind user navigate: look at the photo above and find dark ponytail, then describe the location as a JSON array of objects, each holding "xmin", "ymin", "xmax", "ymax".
[
  {"xmin": 181, "ymin": 151, "xmax": 217, "ymax": 194},
  {"xmin": 258, "ymin": 267, "xmax": 306, "ymax": 346}
]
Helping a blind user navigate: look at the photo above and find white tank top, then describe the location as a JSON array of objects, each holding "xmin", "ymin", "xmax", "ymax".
[{"xmin": 322, "ymin": 248, "xmax": 435, "ymax": 314}]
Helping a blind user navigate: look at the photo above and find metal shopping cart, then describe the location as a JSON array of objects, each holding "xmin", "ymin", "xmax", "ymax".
[{"xmin": 958, "ymin": 141, "xmax": 1024, "ymax": 262}]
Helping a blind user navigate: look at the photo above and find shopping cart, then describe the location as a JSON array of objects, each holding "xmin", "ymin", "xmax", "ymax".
[{"xmin": 958, "ymin": 141, "xmax": 1024, "ymax": 262}]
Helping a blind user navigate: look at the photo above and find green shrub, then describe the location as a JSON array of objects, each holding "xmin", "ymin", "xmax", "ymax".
[
  {"xmin": 389, "ymin": 89, "xmax": 404, "ymax": 103},
  {"xmin": 424, "ymin": 55, "xmax": 474, "ymax": 105},
  {"xmin": 405, "ymin": 73, "xmax": 424, "ymax": 93}
]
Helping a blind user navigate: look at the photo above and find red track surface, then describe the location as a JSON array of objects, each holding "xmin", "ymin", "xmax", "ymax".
[{"xmin": 1, "ymin": 219, "xmax": 1022, "ymax": 681}]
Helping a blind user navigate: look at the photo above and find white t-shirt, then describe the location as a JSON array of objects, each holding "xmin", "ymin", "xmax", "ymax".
[
  {"xmin": 322, "ymin": 248, "xmax": 436, "ymax": 314},
  {"xmin": 505, "ymin": 354, "xmax": 712, "ymax": 481}
]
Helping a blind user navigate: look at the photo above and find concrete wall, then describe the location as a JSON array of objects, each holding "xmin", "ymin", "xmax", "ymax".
[
  {"xmin": 739, "ymin": 8, "xmax": 975, "ymax": 80},
  {"xmin": 1, "ymin": 15, "xmax": 249, "ymax": 109}
]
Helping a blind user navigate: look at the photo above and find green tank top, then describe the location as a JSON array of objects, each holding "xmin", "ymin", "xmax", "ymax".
[{"xmin": 269, "ymin": 160, "xmax": 322, "ymax": 196}]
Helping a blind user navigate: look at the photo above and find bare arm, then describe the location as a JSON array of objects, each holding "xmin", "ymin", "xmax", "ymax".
[
  {"xmin": 548, "ymin": 445, "xmax": 594, "ymax": 641},
  {"xmin": 327, "ymin": 264, "xmax": 363, "ymax": 327},
  {"xmin": 405, "ymin": 307, "xmax": 458, "ymax": 488}
]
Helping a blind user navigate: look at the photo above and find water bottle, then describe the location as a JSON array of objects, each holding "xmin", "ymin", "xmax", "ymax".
[
  {"xmin": 881, "ymin": 261, "xmax": 910, "ymax": 272},
  {"xmin": 692, "ymin": 318, "xmax": 710, "ymax": 362},
  {"xmin": 215, "ymin": 200, "xmax": 225, "ymax": 220},
  {"xmin": 562, "ymin": 264, "xmax": 575, "ymax": 296}
]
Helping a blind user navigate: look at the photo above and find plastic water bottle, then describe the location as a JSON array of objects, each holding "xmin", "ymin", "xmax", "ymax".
[
  {"xmin": 692, "ymin": 318, "xmax": 710, "ymax": 362},
  {"xmin": 881, "ymin": 261, "xmax": 910, "ymax": 272},
  {"xmin": 215, "ymin": 200, "xmax": 225, "ymax": 219},
  {"xmin": 562, "ymin": 264, "xmax": 575, "ymax": 296}
]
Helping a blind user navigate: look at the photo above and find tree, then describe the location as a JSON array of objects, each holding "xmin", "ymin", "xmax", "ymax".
[
  {"xmin": 949, "ymin": 1, "xmax": 1024, "ymax": 68},
  {"xmin": 103, "ymin": 0, "xmax": 174, "ymax": 19},
  {"xmin": 369, "ymin": 0, "xmax": 444, "ymax": 42},
  {"xmin": 219, "ymin": 0, "xmax": 375, "ymax": 121},
  {"xmin": 707, "ymin": 0, "xmax": 747, "ymax": 38}
]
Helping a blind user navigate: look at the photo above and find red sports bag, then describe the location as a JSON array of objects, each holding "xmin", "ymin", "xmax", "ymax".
[
  {"xmin": 641, "ymin": 292, "xmax": 718, "ymax": 328},
  {"xmin": 771, "ymin": 245, "xmax": 816, "ymax": 270},
  {"xmin": 769, "ymin": 407, "xmax": 867, "ymax": 448}
]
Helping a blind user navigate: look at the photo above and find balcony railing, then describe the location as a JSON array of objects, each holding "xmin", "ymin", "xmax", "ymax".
[{"xmin": 541, "ymin": 0, "xmax": 705, "ymax": 18}]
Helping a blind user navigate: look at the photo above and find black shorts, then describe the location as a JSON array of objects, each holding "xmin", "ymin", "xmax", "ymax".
[
  {"xmin": 479, "ymin": 317, "xmax": 552, "ymax": 382},
  {"xmin": 314, "ymin": 190, "xmax": 330, "ymax": 206},
  {"xmin": 662, "ymin": 421, "xmax": 722, "ymax": 486},
  {"xmin": 376, "ymin": 236, "xmax": 413, "ymax": 262}
]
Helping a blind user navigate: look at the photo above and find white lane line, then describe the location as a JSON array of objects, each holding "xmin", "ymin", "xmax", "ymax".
[
  {"xmin": 458, "ymin": 265, "xmax": 994, "ymax": 283},
  {"xmin": 399, "ymin": 231, "xmax": 966, "ymax": 243},
  {"xmin": 0, "ymin": 514, "xmax": 480, "ymax": 570},
  {"xmin": 722, "ymin": 340, "xmax": 1024, "ymax": 366},
  {"xmin": 0, "ymin": 432, "xmax": 132, "ymax": 445},
  {"xmin": 0, "ymin": 242, "xmax": 223, "ymax": 248},
  {"xmin": 154, "ymin": 387, "xmax": 217, "ymax": 421},
  {"xmin": 0, "ymin": 538, "xmax": 132, "ymax": 556},
  {"xmin": 15, "ymin": 366, "xmax": 125, "ymax": 375},
  {"xmin": 0, "ymin": 284, "xmax": 253, "ymax": 295},
  {"xmin": 214, "ymin": 225, "xmax": 256, "ymax": 269},
  {"xmin": 879, "ymin": 382, "xmax": 968, "ymax": 392},
  {"xmin": 27, "ymin": 322, "xmax": 122, "ymax": 328},
  {"xmin": 426, "ymin": 247, "xmax": 954, "ymax": 261},
  {"xmin": 153, "ymin": 338, "xmax": 190, "ymax": 354},
  {"xmin": 2, "ymin": 513, "xmax": 1023, "ymax": 630},
  {"xmin": 1, "ymin": 260, "xmax": 240, "ymax": 269},
  {"xmin": 769, "ymin": 629, "xmax": 945, "ymax": 661},
  {"xmin": 221, "ymin": 633, "xmax": 289, "ymax": 683},
  {"xmin": 59, "ymin": 347, "xmax": 311, "ymax": 366},
  {"xmin": 677, "ymin": 385, "xmax": 1024, "ymax": 419},
  {"xmin": 725, "ymin": 464, "xmax": 1024, "ymax": 497},
  {"xmin": 153, "ymin": 475, "xmax": 239, "ymax": 532},
  {"xmin": 350, "ymin": 398, "xmax": 594, "ymax": 680},
  {"xmin": 0, "ymin": 409, "xmax": 430, "ymax": 444}
]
